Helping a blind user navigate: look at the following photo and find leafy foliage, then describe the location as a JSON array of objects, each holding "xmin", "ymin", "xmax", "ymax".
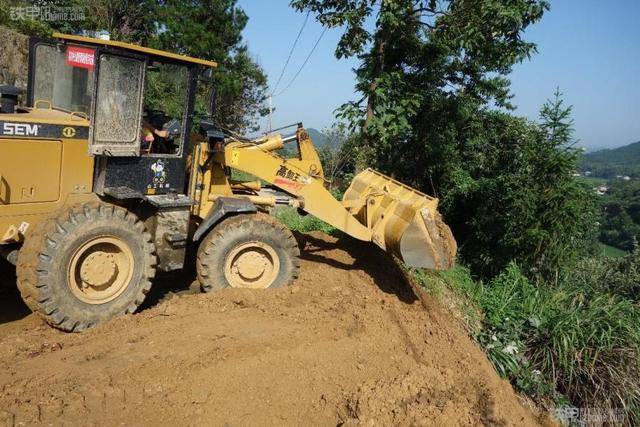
[
  {"xmin": 539, "ymin": 87, "xmax": 575, "ymax": 147},
  {"xmin": 570, "ymin": 249, "xmax": 640, "ymax": 302},
  {"xmin": 315, "ymin": 123, "xmax": 357, "ymax": 191},
  {"xmin": 0, "ymin": 0, "xmax": 267, "ymax": 133},
  {"xmin": 144, "ymin": 64, "xmax": 189, "ymax": 125},
  {"xmin": 598, "ymin": 180, "xmax": 640, "ymax": 251},
  {"xmin": 0, "ymin": 0, "xmax": 156, "ymax": 41},
  {"xmin": 77, "ymin": 0, "xmax": 156, "ymax": 42},
  {"xmin": 154, "ymin": 0, "xmax": 268, "ymax": 133},
  {"xmin": 294, "ymin": 0, "xmax": 597, "ymax": 280},
  {"xmin": 444, "ymin": 110, "xmax": 598, "ymax": 279},
  {"xmin": 0, "ymin": 1, "xmax": 50, "ymax": 37},
  {"xmin": 433, "ymin": 260, "xmax": 640, "ymax": 424},
  {"xmin": 274, "ymin": 206, "xmax": 339, "ymax": 236},
  {"xmin": 581, "ymin": 141, "xmax": 640, "ymax": 179}
]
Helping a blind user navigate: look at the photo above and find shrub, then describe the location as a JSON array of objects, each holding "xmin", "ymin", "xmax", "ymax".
[
  {"xmin": 273, "ymin": 206, "xmax": 339, "ymax": 236},
  {"xmin": 434, "ymin": 261, "xmax": 640, "ymax": 424},
  {"xmin": 526, "ymin": 288, "xmax": 640, "ymax": 420},
  {"xmin": 570, "ymin": 249, "xmax": 640, "ymax": 302}
]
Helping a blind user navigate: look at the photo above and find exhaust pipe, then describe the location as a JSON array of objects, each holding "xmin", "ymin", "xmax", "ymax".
[{"xmin": 0, "ymin": 85, "xmax": 22, "ymax": 114}]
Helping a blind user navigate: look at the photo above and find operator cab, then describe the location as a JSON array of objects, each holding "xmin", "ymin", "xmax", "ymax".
[{"xmin": 26, "ymin": 33, "xmax": 217, "ymax": 197}]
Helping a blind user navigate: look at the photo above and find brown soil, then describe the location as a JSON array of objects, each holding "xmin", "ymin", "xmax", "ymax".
[{"xmin": 0, "ymin": 232, "xmax": 553, "ymax": 426}]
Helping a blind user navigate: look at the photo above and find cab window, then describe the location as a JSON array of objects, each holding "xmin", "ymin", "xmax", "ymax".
[
  {"xmin": 93, "ymin": 54, "xmax": 145, "ymax": 150},
  {"xmin": 32, "ymin": 43, "xmax": 95, "ymax": 113},
  {"xmin": 140, "ymin": 61, "xmax": 189, "ymax": 157}
]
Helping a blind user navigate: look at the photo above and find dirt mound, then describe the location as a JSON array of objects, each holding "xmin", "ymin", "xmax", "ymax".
[{"xmin": 0, "ymin": 232, "xmax": 552, "ymax": 425}]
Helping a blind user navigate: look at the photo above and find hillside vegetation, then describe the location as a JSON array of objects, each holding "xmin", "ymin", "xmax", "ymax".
[
  {"xmin": 581, "ymin": 141, "xmax": 640, "ymax": 178},
  {"xmin": 599, "ymin": 180, "xmax": 640, "ymax": 251},
  {"xmin": 306, "ymin": 128, "xmax": 330, "ymax": 147},
  {"xmin": 575, "ymin": 140, "xmax": 640, "ymax": 252}
]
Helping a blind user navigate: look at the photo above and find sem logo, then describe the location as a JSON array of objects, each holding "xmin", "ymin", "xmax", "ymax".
[
  {"xmin": 62, "ymin": 127, "xmax": 76, "ymax": 138},
  {"xmin": 2, "ymin": 122, "xmax": 39, "ymax": 136}
]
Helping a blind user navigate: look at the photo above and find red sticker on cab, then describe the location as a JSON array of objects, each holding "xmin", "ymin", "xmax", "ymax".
[{"xmin": 66, "ymin": 46, "xmax": 96, "ymax": 70}]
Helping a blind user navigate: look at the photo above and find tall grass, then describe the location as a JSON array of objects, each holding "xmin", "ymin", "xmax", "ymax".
[
  {"xmin": 526, "ymin": 289, "xmax": 640, "ymax": 418},
  {"xmin": 273, "ymin": 206, "xmax": 339, "ymax": 236},
  {"xmin": 431, "ymin": 258, "xmax": 640, "ymax": 425}
]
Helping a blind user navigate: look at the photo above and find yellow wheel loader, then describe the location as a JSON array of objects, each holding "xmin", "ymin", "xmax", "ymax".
[{"xmin": 0, "ymin": 33, "xmax": 456, "ymax": 331}]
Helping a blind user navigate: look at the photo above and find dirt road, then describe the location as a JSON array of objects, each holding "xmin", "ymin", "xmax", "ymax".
[{"xmin": 0, "ymin": 232, "xmax": 551, "ymax": 426}]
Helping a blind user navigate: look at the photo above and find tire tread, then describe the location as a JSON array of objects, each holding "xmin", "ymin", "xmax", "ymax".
[{"xmin": 15, "ymin": 202, "xmax": 156, "ymax": 332}]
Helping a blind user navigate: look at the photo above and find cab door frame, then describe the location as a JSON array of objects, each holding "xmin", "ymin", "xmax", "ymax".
[
  {"xmin": 88, "ymin": 48, "xmax": 147, "ymax": 157},
  {"xmin": 92, "ymin": 58, "xmax": 198, "ymax": 197}
]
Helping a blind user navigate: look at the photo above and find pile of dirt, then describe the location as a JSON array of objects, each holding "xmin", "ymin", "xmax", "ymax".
[{"xmin": 0, "ymin": 232, "xmax": 553, "ymax": 425}]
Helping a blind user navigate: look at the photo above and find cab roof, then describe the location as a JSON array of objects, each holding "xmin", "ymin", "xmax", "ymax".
[{"xmin": 52, "ymin": 32, "xmax": 218, "ymax": 68}]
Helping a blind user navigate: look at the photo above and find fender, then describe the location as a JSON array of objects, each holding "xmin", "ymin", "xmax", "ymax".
[{"xmin": 192, "ymin": 197, "xmax": 257, "ymax": 242}]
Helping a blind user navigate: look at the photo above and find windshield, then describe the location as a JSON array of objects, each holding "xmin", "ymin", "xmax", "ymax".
[{"xmin": 32, "ymin": 43, "xmax": 95, "ymax": 113}]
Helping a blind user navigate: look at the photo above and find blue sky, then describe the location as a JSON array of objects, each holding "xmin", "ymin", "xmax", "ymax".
[{"xmin": 239, "ymin": 0, "xmax": 640, "ymax": 149}]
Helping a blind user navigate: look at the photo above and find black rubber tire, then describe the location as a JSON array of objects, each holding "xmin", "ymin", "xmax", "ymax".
[
  {"xmin": 16, "ymin": 202, "xmax": 157, "ymax": 332},
  {"xmin": 197, "ymin": 213, "xmax": 300, "ymax": 292},
  {"xmin": 0, "ymin": 257, "xmax": 15, "ymax": 291}
]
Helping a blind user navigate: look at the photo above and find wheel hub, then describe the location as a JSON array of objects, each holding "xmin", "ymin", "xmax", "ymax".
[
  {"xmin": 68, "ymin": 237, "xmax": 134, "ymax": 304},
  {"xmin": 80, "ymin": 251, "xmax": 118, "ymax": 287},
  {"xmin": 225, "ymin": 241, "xmax": 280, "ymax": 289},
  {"xmin": 234, "ymin": 251, "xmax": 270, "ymax": 280}
]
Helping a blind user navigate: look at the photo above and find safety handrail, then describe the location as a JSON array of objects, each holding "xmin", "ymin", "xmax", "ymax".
[
  {"xmin": 34, "ymin": 99, "xmax": 53, "ymax": 109},
  {"xmin": 0, "ymin": 173, "xmax": 6, "ymax": 204}
]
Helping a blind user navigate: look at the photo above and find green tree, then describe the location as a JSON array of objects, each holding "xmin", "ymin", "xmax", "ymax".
[
  {"xmin": 0, "ymin": 0, "xmax": 155, "ymax": 40},
  {"xmin": 539, "ymin": 87, "xmax": 575, "ymax": 147},
  {"xmin": 1, "ymin": 0, "xmax": 267, "ymax": 133},
  {"xmin": 79, "ymin": 0, "xmax": 156, "ymax": 43},
  {"xmin": 0, "ymin": 0, "xmax": 58, "ymax": 36},
  {"xmin": 293, "ymin": 0, "xmax": 597, "ymax": 278},
  {"xmin": 154, "ymin": 0, "xmax": 268, "ymax": 133},
  {"xmin": 316, "ymin": 123, "xmax": 357, "ymax": 191},
  {"xmin": 599, "ymin": 180, "xmax": 640, "ymax": 251},
  {"xmin": 454, "ymin": 109, "xmax": 598, "ymax": 279}
]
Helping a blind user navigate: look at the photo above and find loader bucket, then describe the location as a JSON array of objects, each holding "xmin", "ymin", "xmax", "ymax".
[{"xmin": 342, "ymin": 169, "xmax": 457, "ymax": 270}]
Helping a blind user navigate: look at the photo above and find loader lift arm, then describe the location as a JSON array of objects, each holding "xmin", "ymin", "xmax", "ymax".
[
  {"xmin": 204, "ymin": 127, "xmax": 457, "ymax": 270},
  {"xmin": 213, "ymin": 140, "xmax": 373, "ymax": 242}
]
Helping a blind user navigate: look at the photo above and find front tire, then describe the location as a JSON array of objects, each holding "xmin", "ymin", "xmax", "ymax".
[
  {"xmin": 16, "ymin": 203, "xmax": 157, "ymax": 332},
  {"xmin": 197, "ymin": 213, "xmax": 300, "ymax": 292}
]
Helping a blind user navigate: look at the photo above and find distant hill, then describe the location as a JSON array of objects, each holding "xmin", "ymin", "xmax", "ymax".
[
  {"xmin": 307, "ymin": 128, "xmax": 330, "ymax": 147},
  {"xmin": 580, "ymin": 141, "xmax": 640, "ymax": 178},
  {"xmin": 583, "ymin": 141, "xmax": 640, "ymax": 164},
  {"xmin": 582, "ymin": 145, "xmax": 611, "ymax": 154}
]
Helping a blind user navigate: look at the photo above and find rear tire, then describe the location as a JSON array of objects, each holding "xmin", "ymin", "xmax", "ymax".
[
  {"xmin": 197, "ymin": 213, "xmax": 300, "ymax": 292},
  {"xmin": 16, "ymin": 202, "xmax": 157, "ymax": 332},
  {"xmin": 0, "ymin": 256, "xmax": 15, "ymax": 292}
]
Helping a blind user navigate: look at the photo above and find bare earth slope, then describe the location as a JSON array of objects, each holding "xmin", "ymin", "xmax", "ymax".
[{"xmin": 0, "ymin": 232, "xmax": 551, "ymax": 426}]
